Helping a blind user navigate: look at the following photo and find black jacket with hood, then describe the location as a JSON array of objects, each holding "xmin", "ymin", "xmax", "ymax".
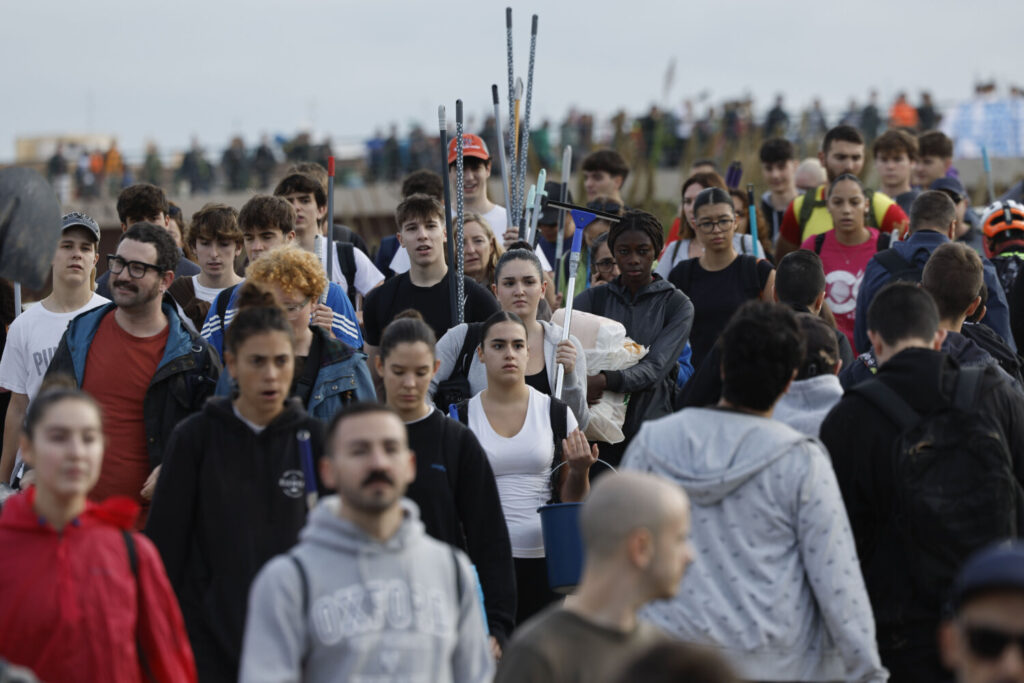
[
  {"xmin": 572, "ymin": 275, "xmax": 693, "ymax": 444},
  {"xmin": 145, "ymin": 396, "xmax": 326, "ymax": 682}
]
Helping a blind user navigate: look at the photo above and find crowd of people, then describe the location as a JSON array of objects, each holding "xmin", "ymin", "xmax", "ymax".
[{"xmin": 1, "ymin": 113, "xmax": 1024, "ymax": 683}]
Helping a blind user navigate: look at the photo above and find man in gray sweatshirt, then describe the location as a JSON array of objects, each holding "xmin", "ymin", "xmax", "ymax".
[
  {"xmin": 239, "ymin": 403, "xmax": 494, "ymax": 683},
  {"xmin": 622, "ymin": 301, "xmax": 887, "ymax": 683}
]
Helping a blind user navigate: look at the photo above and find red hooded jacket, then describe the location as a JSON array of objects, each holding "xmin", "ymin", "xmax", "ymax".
[{"xmin": 0, "ymin": 489, "xmax": 196, "ymax": 682}]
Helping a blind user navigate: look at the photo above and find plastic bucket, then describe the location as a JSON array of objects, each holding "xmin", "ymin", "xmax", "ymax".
[
  {"xmin": 538, "ymin": 502, "xmax": 584, "ymax": 594},
  {"xmin": 538, "ymin": 459, "xmax": 615, "ymax": 594}
]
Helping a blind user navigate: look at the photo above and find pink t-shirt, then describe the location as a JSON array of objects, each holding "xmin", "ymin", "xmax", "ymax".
[{"xmin": 801, "ymin": 228, "xmax": 880, "ymax": 353}]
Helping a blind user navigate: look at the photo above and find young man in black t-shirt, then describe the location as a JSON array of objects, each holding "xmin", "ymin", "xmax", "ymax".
[{"xmin": 362, "ymin": 194, "xmax": 499, "ymax": 393}]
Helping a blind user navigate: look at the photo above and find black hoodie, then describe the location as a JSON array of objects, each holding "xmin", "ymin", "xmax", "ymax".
[{"xmin": 145, "ymin": 396, "xmax": 325, "ymax": 682}]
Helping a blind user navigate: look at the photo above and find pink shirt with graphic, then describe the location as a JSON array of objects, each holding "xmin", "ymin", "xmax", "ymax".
[{"xmin": 801, "ymin": 228, "xmax": 880, "ymax": 354}]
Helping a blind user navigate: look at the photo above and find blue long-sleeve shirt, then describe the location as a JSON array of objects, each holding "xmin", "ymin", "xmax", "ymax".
[{"xmin": 854, "ymin": 230, "xmax": 1014, "ymax": 353}]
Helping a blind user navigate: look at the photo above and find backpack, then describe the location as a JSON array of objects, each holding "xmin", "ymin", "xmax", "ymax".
[
  {"xmin": 849, "ymin": 365, "xmax": 1021, "ymax": 604},
  {"xmin": 992, "ymin": 254, "xmax": 1024, "ymax": 296},
  {"xmin": 433, "ymin": 323, "xmax": 484, "ymax": 412},
  {"xmin": 669, "ymin": 254, "xmax": 762, "ymax": 300},
  {"xmin": 452, "ymin": 395, "xmax": 569, "ymax": 504},
  {"xmin": 798, "ymin": 186, "xmax": 880, "ymax": 233},
  {"xmin": 961, "ymin": 321, "xmax": 1024, "ymax": 385},
  {"xmin": 812, "ymin": 230, "xmax": 891, "ymax": 255}
]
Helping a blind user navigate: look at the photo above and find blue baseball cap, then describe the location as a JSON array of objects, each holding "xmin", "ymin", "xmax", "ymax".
[
  {"xmin": 950, "ymin": 541, "xmax": 1024, "ymax": 611},
  {"xmin": 931, "ymin": 177, "xmax": 967, "ymax": 203}
]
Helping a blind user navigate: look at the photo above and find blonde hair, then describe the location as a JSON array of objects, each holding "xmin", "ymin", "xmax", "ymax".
[
  {"xmin": 463, "ymin": 212, "xmax": 504, "ymax": 285},
  {"xmin": 245, "ymin": 245, "xmax": 327, "ymax": 301}
]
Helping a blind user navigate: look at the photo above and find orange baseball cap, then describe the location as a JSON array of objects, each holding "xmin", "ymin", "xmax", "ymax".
[{"xmin": 447, "ymin": 134, "xmax": 490, "ymax": 164}]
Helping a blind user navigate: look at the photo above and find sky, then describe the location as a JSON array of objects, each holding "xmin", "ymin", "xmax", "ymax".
[{"xmin": 2, "ymin": 0, "xmax": 1022, "ymax": 162}]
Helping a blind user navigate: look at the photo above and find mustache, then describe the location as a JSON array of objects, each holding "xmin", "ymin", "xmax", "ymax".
[{"xmin": 361, "ymin": 471, "xmax": 394, "ymax": 487}]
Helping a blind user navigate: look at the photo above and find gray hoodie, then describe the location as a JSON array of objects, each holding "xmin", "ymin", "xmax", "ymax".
[
  {"xmin": 622, "ymin": 408, "xmax": 887, "ymax": 683},
  {"xmin": 773, "ymin": 374, "xmax": 844, "ymax": 438},
  {"xmin": 239, "ymin": 496, "xmax": 494, "ymax": 683}
]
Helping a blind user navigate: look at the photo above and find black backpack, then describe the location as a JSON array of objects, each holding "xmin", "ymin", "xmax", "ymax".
[
  {"xmin": 849, "ymin": 366, "xmax": 1021, "ymax": 604},
  {"xmin": 433, "ymin": 323, "xmax": 484, "ymax": 412},
  {"xmin": 452, "ymin": 395, "xmax": 569, "ymax": 503},
  {"xmin": 992, "ymin": 254, "xmax": 1024, "ymax": 296},
  {"xmin": 961, "ymin": 321, "xmax": 1024, "ymax": 385}
]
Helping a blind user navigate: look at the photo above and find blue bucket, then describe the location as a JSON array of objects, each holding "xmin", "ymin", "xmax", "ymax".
[
  {"xmin": 538, "ymin": 459, "xmax": 616, "ymax": 594},
  {"xmin": 538, "ymin": 502, "xmax": 584, "ymax": 594}
]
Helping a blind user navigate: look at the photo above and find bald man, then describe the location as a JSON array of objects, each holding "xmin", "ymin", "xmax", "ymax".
[
  {"xmin": 495, "ymin": 472, "xmax": 693, "ymax": 683},
  {"xmin": 794, "ymin": 157, "xmax": 827, "ymax": 192}
]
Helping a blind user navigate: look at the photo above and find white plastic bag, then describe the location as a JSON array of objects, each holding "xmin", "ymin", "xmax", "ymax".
[{"xmin": 551, "ymin": 308, "xmax": 647, "ymax": 443}]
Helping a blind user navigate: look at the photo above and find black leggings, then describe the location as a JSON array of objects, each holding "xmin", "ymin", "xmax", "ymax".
[{"xmin": 513, "ymin": 557, "xmax": 561, "ymax": 627}]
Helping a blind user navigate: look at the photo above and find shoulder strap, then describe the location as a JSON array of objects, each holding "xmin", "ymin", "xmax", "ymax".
[
  {"xmin": 814, "ymin": 232, "xmax": 826, "ymax": 255},
  {"xmin": 876, "ymin": 231, "xmax": 891, "ymax": 251},
  {"xmin": 290, "ymin": 554, "xmax": 309, "ymax": 614},
  {"xmin": 450, "ymin": 547, "xmax": 464, "ymax": 605},
  {"xmin": 455, "ymin": 323, "xmax": 484, "ymax": 376},
  {"xmin": 739, "ymin": 255, "xmax": 761, "ymax": 298},
  {"xmin": 875, "ymin": 247, "xmax": 912, "ymax": 277},
  {"xmin": 849, "ymin": 377, "xmax": 921, "ymax": 431},
  {"xmin": 953, "ymin": 365, "xmax": 985, "ymax": 412},
  {"xmin": 216, "ymin": 283, "xmax": 239, "ymax": 328},
  {"xmin": 335, "ymin": 241, "xmax": 357, "ymax": 302},
  {"xmin": 797, "ymin": 186, "xmax": 824, "ymax": 229},
  {"xmin": 453, "ymin": 399, "xmax": 470, "ymax": 426},
  {"xmin": 864, "ymin": 188, "xmax": 879, "ymax": 228},
  {"xmin": 123, "ymin": 531, "xmax": 157, "ymax": 683}
]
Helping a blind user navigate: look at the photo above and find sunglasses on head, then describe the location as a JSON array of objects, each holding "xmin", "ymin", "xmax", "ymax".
[{"xmin": 965, "ymin": 624, "xmax": 1024, "ymax": 660}]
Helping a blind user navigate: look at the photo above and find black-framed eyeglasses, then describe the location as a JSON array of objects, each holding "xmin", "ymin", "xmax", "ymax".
[
  {"xmin": 965, "ymin": 624, "xmax": 1024, "ymax": 660},
  {"xmin": 107, "ymin": 255, "xmax": 163, "ymax": 279},
  {"xmin": 695, "ymin": 217, "xmax": 736, "ymax": 233},
  {"xmin": 594, "ymin": 258, "xmax": 617, "ymax": 272}
]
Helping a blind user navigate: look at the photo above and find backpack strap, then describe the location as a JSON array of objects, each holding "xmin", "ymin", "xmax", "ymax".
[
  {"xmin": 849, "ymin": 377, "xmax": 921, "ymax": 431},
  {"xmin": 864, "ymin": 188, "xmax": 879, "ymax": 228},
  {"xmin": 874, "ymin": 248, "xmax": 912, "ymax": 278},
  {"xmin": 452, "ymin": 399, "xmax": 470, "ymax": 425},
  {"xmin": 876, "ymin": 231, "xmax": 891, "ymax": 251},
  {"xmin": 216, "ymin": 282, "xmax": 239, "ymax": 331},
  {"xmin": 814, "ymin": 232, "xmax": 827, "ymax": 255},
  {"xmin": 548, "ymin": 398, "xmax": 570, "ymax": 503},
  {"xmin": 952, "ymin": 365, "xmax": 985, "ymax": 412},
  {"xmin": 334, "ymin": 241, "xmax": 358, "ymax": 304},
  {"xmin": 450, "ymin": 546, "xmax": 464, "ymax": 605},
  {"xmin": 289, "ymin": 554, "xmax": 311, "ymax": 669},
  {"xmin": 797, "ymin": 186, "xmax": 825, "ymax": 232},
  {"xmin": 738, "ymin": 255, "xmax": 762, "ymax": 299},
  {"xmin": 455, "ymin": 323, "xmax": 484, "ymax": 378},
  {"xmin": 123, "ymin": 531, "xmax": 157, "ymax": 683}
]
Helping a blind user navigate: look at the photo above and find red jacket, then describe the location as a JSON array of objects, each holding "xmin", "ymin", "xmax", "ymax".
[{"xmin": 0, "ymin": 489, "xmax": 196, "ymax": 683}]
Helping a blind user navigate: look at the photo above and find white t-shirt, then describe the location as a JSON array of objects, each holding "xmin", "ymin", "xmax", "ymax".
[
  {"xmin": 0, "ymin": 293, "xmax": 109, "ymax": 400},
  {"xmin": 192, "ymin": 276, "xmax": 228, "ymax": 304},
  {"xmin": 468, "ymin": 387, "xmax": 578, "ymax": 558},
  {"xmin": 318, "ymin": 236, "xmax": 385, "ymax": 296}
]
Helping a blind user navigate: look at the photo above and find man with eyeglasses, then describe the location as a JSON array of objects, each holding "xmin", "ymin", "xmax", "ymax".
[
  {"xmin": 45, "ymin": 222, "xmax": 220, "ymax": 527},
  {"xmin": 941, "ymin": 542, "xmax": 1024, "ymax": 683}
]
